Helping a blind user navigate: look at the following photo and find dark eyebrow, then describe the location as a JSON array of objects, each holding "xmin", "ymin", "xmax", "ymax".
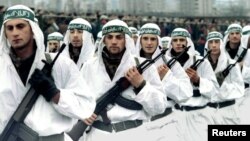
[
  {"xmin": 5, "ymin": 23, "xmax": 27, "ymax": 30},
  {"xmin": 106, "ymin": 33, "xmax": 124, "ymax": 38}
]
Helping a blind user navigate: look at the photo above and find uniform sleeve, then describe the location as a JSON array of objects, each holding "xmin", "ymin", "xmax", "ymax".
[
  {"xmin": 242, "ymin": 65, "xmax": 250, "ymax": 84},
  {"xmin": 162, "ymin": 62, "xmax": 193, "ymax": 102},
  {"xmin": 219, "ymin": 64, "xmax": 244, "ymax": 100},
  {"xmin": 241, "ymin": 52, "xmax": 250, "ymax": 84},
  {"xmin": 134, "ymin": 64, "xmax": 167, "ymax": 116},
  {"xmin": 198, "ymin": 60, "xmax": 219, "ymax": 98},
  {"xmin": 52, "ymin": 57, "xmax": 96, "ymax": 120}
]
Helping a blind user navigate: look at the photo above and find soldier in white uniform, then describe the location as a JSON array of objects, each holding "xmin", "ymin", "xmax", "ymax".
[
  {"xmin": 0, "ymin": 5, "xmax": 95, "ymax": 141},
  {"xmin": 167, "ymin": 28, "xmax": 219, "ymax": 141},
  {"xmin": 94, "ymin": 31, "xmax": 102, "ymax": 54},
  {"xmin": 205, "ymin": 31, "xmax": 244, "ymax": 124},
  {"xmin": 223, "ymin": 24, "xmax": 242, "ymax": 59},
  {"xmin": 134, "ymin": 23, "xmax": 192, "ymax": 140},
  {"xmin": 79, "ymin": 19, "xmax": 167, "ymax": 141},
  {"xmin": 223, "ymin": 24, "xmax": 250, "ymax": 124},
  {"xmin": 46, "ymin": 32, "xmax": 64, "ymax": 53},
  {"xmin": 236, "ymin": 25, "xmax": 250, "ymax": 124},
  {"xmin": 62, "ymin": 18, "xmax": 95, "ymax": 69},
  {"xmin": 128, "ymin": 26, "xmax": 139, "ymax": 46},
  {"xmin": 161, "ymin": 36, "xmax": 171, "ymax": 49}
]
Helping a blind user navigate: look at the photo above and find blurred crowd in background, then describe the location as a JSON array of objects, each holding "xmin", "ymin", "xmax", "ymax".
[{"xmin": 1, "ymin": 5, "xmax": 250, "ymax": 55}]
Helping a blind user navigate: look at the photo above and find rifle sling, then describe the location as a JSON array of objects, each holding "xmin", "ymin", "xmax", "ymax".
[
  {"xmin": 216, "ymin": 60, "xmax": 230, "ymax": 86},
  {"xmin": 114, "ymin": 57, "xmax": 143, "ymax": 110},
  {"xmin": 236, "ymin": 48, "xmax": 247, "ymax": 62},
  {"xmin": 115, "ymin": 95, "xmax": 143, "ymax": 110},
  {"xmin": 16, "ymin": 53, "xmax": 53, "ymax": 119},
  {"xmin": 0, "ymin": 53, "xmax": 53, "ymax": 141}
]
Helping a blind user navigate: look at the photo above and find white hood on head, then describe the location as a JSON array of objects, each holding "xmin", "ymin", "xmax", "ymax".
[
  {"xmin": 240, "ymin": 34, "xmax": 250, "ymax": 49},
  {"xmin": 98, "ymin": 19, "xmax": 135, "ymax": 59},
  {"xmin": 94, "ymin": 31, "xmax": 103, "ymax": 51},
  {"xmin": 223, "ymin": 23, "xmax": 242, "ymax": 45},
  {"xmin": 135, "ymin": 23, "xmax": 162, "ymax": 57},
  {"xmin": 161, "ymin": 36, "xmax": 171, "ymax": 49},
  {"xmin": 242, "ymin": 25, "xmax": 250, "ymax": 35},
  {"xmin": 62, "ymin": 18, "xmax": 95, "ymax": 68},
  {"xmin": 0, "ymin": 4, "xmax": 48, "ymax": 86},
  {"xmin": 129, "ymin": 26, "xmax": 139, "ymax": 36},
  {"xmin": 0, "ymin": 5, "xmax": 45, "ymax": 56},
  {"xmin": 223, "ymin": 23, "xmax": 247, "ymax": 61},
  {"xmin": 167, "ymin": 28, "xmax": 196, "ymax": 57},
  {"xmin": 204, "ymin": 31, "xmax": 228, "ymax": 73},
  {"xmin": 46, "ymin": 32, "xmax": 64, "ymax": 52}
]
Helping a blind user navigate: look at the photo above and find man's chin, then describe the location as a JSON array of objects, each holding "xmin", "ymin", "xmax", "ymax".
[
  {"xmin": 72, "ymin": 43, "xmax": 82, "ymax": 47},
  {"xmin": 12, "ymin": 45, "xmax": 26, "ymax": 51},
  {"xmin": 110, "ymin": 49, "xmax": 122, "ymax": 54}
]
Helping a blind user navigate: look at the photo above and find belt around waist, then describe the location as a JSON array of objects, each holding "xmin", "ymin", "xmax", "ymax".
[
  {"xmin": 92, "ymin": 120, "xmax": 143, "ymax": 133},
  {"xmin": 16, "ymin": 123, "xmax": 64, "ymax": 141},
  {"xmin": 174, "ymin": 104, "xmax": 206, "ymax": 111},
  {"xmin": 151, "ymin": 108, "xmax": 172, "ymax": 121},
  {"xmin": 207, "ymin": 100, "xmax": 235, "ymax": 109}
]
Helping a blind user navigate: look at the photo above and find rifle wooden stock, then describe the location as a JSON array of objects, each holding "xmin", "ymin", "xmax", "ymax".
[
  {"xmin": 67, "ymin": 48, "xmax": 168, "ymax": 141},
  {"xmin": 0, "ymin": 44, "xmax": 66, "ymax": 141}
]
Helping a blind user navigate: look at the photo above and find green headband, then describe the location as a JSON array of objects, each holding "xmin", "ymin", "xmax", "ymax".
[
  {"xmin": 4, "ymin": 9, "xmax": 35, "ymax": 22},
  {"xmin": 162, "ymin": 41, "xmax": 169, "ymax": 44},
  {"xmin": 227, "ymin": 27, "xmax": 242, "ymax": 33},
  {"xmin": 206, "ymin": 32, "xmax": 223, "ymax": 40},
  {"xmin": 242, "ymin": 30, "xmax": 250, "ymax": 35},
  {"xmin": 68, "ymin": 23, "xmax": 92, "ymax": 32},
  {"xmin": 102, "ymin": 26, "xmax": 131, "ymax": 36},
  {"xmin": 171, "ymin": 31, "xmax": 190, "ymax": 38},
  {"xmin": 139, "ymin": 28, "xmax": 160, "ymax": 35},
  {"xmin": 130, "ymin": 29, "xmax": 138, "ymax": 34},
  {"xmin": 47, "ymin": 36, "xmax": 63, "ymax": 41}
]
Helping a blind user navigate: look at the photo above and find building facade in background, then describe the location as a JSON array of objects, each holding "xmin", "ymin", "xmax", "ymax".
[{"xmin": 1, "ymin": 0, "xmax": 250, "ymax": 17}]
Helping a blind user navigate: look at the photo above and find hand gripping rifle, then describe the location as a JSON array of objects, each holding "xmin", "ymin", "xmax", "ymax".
[
  {"xmin": 221, "ymin": 61, "xmax": 237, "ymax": 78},
  {"xmin": 216, "ymin": 51, "xmax": 245, "ymax": 86},
  {"xmin": 67, "ymin": 48, "xmax": 169, "ymax": 141},
  {"xmin": 190, "ymin": 49, "xmax": 211, "ymax": 70},
  {"xmin": 0, "ymin": 44, "xmax": 66, "ymax": 141},
  {"xmin": 221, "ymin": 46, "xmax": 248, "ymax": 77},
  {"xmin": 163, "ymin": 45, "xmax": 190, "ymax": 69}
]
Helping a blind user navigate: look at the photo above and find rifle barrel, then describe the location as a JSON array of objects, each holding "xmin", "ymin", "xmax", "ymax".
[
  {"xmin": 67, "ymin": 47, "xmax": 168, "ymax": 141},
  {"xmin": 0, "ymin": 43, "xmax": 66, "ymax": 141},
  {"xmin": 190, "ymin": 49, "xmax": 211, "ymax": 70}
]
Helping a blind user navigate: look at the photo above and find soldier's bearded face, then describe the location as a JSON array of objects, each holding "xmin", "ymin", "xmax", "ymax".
[{"xmin": 104, "ymin": 33, "xmax": 126, "ymax": 55}]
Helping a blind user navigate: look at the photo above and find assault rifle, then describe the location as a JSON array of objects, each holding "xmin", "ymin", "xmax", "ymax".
[
  {"xmin": 215, "ymin": 60, "xmax": 238, "ymax": 86},
  {"xmin": 67, "ymin": 48, "xmax": 169, "ymax": 141},
  {"xmin": 0, "ymin": 44, "xmax": 66, "ymax": 141},
  {"xmin": 190, "ymin": 49, "xmax": 211, "ymax": 70},
  {"xmin": 163, "ymin": 45, "xmax": 190, "ymax": 69},
  {"xmin": 216, "ymin": 48, "xmax": 247, "ymax": 86},
  {"xmin": 221, "ymin": 61, "xmax": 237, "ymax": 78},
  {"xmin": 222, "ymin": 47, "xmax": 248, "ymax": 77}
]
